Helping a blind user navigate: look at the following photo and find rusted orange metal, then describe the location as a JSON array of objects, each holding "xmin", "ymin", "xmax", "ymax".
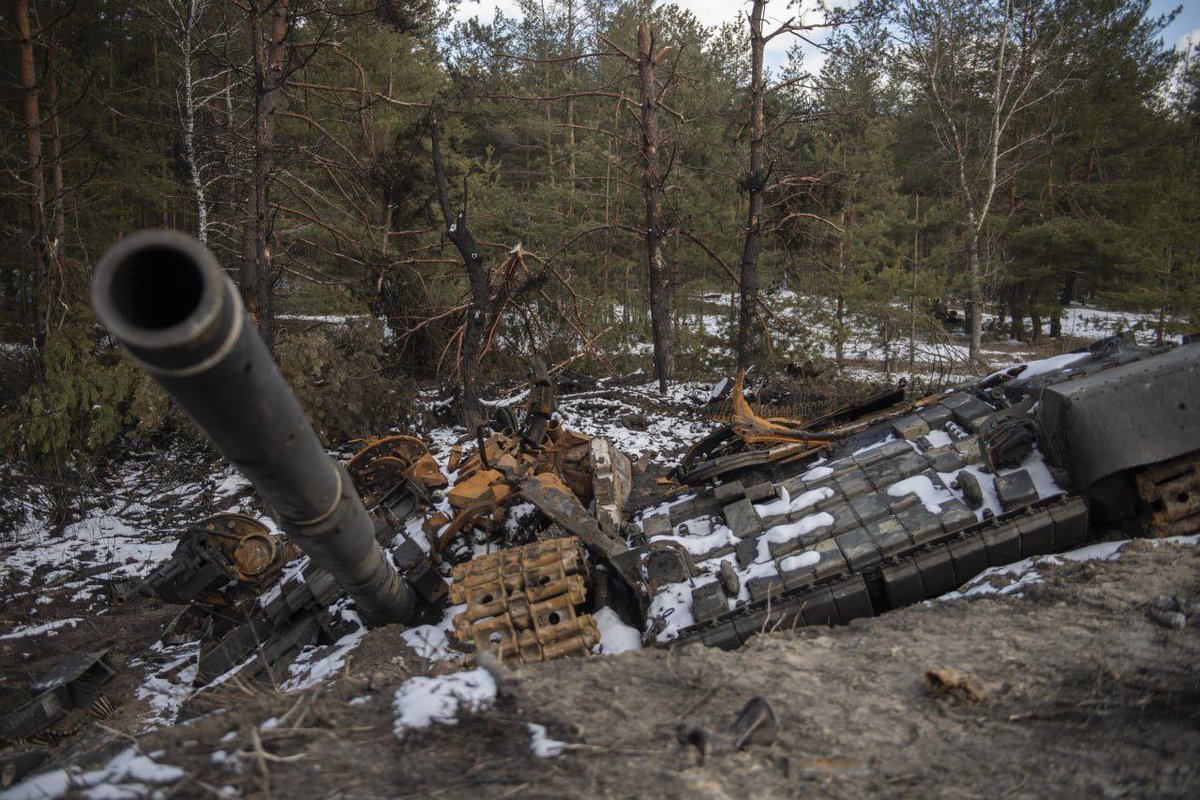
[
  {"xmin": 1136, "ymin": 453, "xmax": 1200, "ymax": 538},
  {"xmin": 449, "ymin": 538, "xmax": 599, "ymax": 664},
  {"xmin": 347, "ymin": 435, "xmax": 448, "ymax": 499},
  {"xmin": 729, "ymin": 373, "xmax": 842, "ymax": 447},
  {"xmin": 436, "ymin": 422, "xmax": 604, "ymax": 547},
  {"xmin": 198, "ymin": 513, "xmax": 297, "ymax": 586},
  {"xmin": 446, "ymin": 468, "xmax": 513, "ymax": 510}
]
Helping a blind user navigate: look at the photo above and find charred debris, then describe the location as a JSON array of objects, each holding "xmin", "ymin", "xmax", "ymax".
[{"xmin": 3, "ymin": 232, "xmax": 1199, "ymax": 779}]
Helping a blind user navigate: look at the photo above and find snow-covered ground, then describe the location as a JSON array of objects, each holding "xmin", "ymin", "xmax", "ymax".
[
  {"xmin": 0, "ymin": 374, "xmax": 723, "ymax": 748},
  {"xmin": 2, "ymin": 459, "xmax": 264, "ymax": 613},
  {"xmin": 3, "ymin": 747, "xmax": 185, "ymax": 800},
  {"xmin": 607, "ymin": 293, "xmax": 1184, "ymax": 390},
  {"xmin": 944, "ymin": 534, "xmax": 1200, "ymax": 600},
  {"xmin": 1055, "ymin": 304, "xmax": 1168, "ymax": 345}
]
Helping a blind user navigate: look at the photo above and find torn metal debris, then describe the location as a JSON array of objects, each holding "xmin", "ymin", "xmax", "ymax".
[
  {"xmin": 0, "ymin": 651, "xmax": 115, "ymax": 755},
  {"xmin": 10, "ymin": 230, "xmax": 1198, "ymax": 788}
]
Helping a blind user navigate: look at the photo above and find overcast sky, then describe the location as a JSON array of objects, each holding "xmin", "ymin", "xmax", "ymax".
[{"xmin": 446, "ymin": 0, "xmax": 1200, "ymax": 77}]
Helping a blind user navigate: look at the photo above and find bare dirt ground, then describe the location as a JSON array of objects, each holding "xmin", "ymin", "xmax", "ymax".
[{"xmin": 10, "ymin": 536, "xmax": 1190, "ymax": 799}]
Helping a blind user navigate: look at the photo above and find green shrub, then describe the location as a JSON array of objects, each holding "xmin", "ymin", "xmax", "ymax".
[
  {"xmin": 277, "ymin": 318, "xmax": 411, "ymax": 443},
  {"xmin": 0, "ymin": 318, "xmax": 136, "ymax": 467}
]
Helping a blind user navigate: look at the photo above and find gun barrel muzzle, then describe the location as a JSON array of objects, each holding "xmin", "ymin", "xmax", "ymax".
[{"xmin": 92, "ymin": 230, "xmax": 414, "ymax": 625}]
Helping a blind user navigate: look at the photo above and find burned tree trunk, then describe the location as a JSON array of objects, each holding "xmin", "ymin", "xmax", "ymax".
[
  {"xmin": 13, "ymin": 0, "xmax": 47, "ymax": 343},
  {"xmin": 431, "ymin": 117, "xmax": 488, "ymax": 430},
  {"xmin": 637, "ymin": 21, "xmax": 673, "ymax": 392},
  {"xmin": 241, "ymin": 0, "xmax": 287, "ymax": 352},
  {"xmin": 736, "ymin": 0, "xmax": 767, "ymax": 374}
]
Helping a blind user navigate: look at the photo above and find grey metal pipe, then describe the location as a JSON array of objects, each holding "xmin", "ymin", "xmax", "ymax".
[{"xmin": 91, "ymin": 230, "xmax": 415, "ymax": 625}]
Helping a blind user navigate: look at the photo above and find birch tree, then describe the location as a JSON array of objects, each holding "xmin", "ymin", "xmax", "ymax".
[
  {"xmin": 897, "ymin": 0, "xmax": 1068, "ymax": 361},
  {"xmin": 147, "ymin": 0, "xmax": 234, "ymax": 245}
]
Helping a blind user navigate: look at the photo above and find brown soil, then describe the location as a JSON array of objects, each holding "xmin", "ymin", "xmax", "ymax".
[{"xmin": 14, "ymin": 537, "xmax": 1192, "ymax": 799}]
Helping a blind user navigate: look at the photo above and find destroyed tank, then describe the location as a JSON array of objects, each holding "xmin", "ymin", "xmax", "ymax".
[
  {"xmin": 8, "ymin": 232, "xmax": 1194, "ymax": 789},
  {"xmin": 89, "ymin": 230, "xmax": 1200, "ymax": 663},
  {"xmin": 627, "ymin": 332, "xmax": 1200, "ymax": 649},
  {"xmin": 88, "ymin": 230, "xmax": 1200, "ymax": 660}
]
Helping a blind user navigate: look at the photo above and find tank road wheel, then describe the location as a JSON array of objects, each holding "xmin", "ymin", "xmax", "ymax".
[
  {"xmin": 347, "ymin": 434, "xmax": 448, "ymax": 499},
  {"xmin": 199, "ymin": 513, "xmax": 299, "ymax": 586},
  {"xmin": 1134, "ymin": 452, "xmax": 1200, "ymax": 538}
]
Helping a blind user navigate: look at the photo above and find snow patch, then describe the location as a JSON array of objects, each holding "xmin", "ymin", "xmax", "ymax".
[
  {"xmin": 754, "ymin": 486, "xmax": 834, "ymax": 518},
  {"xmin": 135, "ymin": 642, "xmax": 200, "ymax": 732},
  {"xmin": 887, "ymin": 475, "xmax": 955, "ymax": 514},
  {"xmin": 400, "ymin": 604, "xmax": 467, "ymax": 661},
  {"xmin": 527, "ymin": 723, "xmax": 567, "ymax": 757},
  {"xmin": 649, "ymin": 516, "xmax": 735, "ymax": 557},
  {"xmin": 392, "ymin": 668, "xmax": 498, "ymax": 735},
  {"xmin": 986, "ymin": 351, "xmax": 1090, "ymax": 382},
  {"xmin": 282, "ymin": 610, "xmax": 367, "ymax": 692},
  {"xmin": 778, "ymin": 550, "xmax": 820, "ymax": 572},
  {"xmin": 756, "ymin": 513, "xmax": 835, "ymax": 563},
  {"xmin": 923, "ymin": 429, "xmax": 954, "ymax": 449},
  {"xmin": 3, "ymin": 747, "xmax": 183, "ymax": 800},
  {"xmin": 0, "ymin": 618, "xmax": 81, "ymax": 641},
  {"xmin": 647, "ymin": 580, "xmax": 699, "ymax": 642},
  {"xmin": 943, "ymin": 535, "xmax": 1200, "ymax": 600},
  {"xmin": 594, "ymin": 607, "xmax": 643, "ymax": 654},
  {"xmin": 851, "ymin": 435, "xmax": 895, "ymax": 457},
  {"xmin": 799, "ymin": 464, "xmax": 833, "ymax": 481}
]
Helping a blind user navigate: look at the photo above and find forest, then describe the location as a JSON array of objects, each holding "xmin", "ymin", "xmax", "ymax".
[{"xmin": 1, "ymin": 0, "xmax": 1198, "ymax": 489}]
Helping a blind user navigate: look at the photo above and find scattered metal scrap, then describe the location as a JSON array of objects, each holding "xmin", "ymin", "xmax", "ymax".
[
  {"xmin": 8, "ymin": 230, "xmax": 1200, "ymax": 787},
  {"xmin": 676, "ymin": 375, "xmax": 905, "ymax": 485},
  {"xmin": 654, "ymin": 332, "xmax": 1200, "ymax": 650},
  {"xmin": 0, "ymin": 651, "xmax": 115, "ymax": 772},
  {"xmin": 119, "ymin": 513, "xmax": 297, "ymax": 611},
  {"xmin": 676, "ymin": 696, "xmax": 778, "ymax": 764}
]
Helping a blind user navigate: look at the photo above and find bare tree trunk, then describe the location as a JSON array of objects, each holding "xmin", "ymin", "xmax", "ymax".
[
  {"xmin": 835, "ymin": 292, "xmax": 845, "ymax": 365},
  {"xmin": 603, "ymin": 100, "xmax": 616, "ymax": 308},
  {"xmin": 637, "ymin": 21, "xmax": 673, "ymax": 391},
  {"xmin": 1009, "ymin": 285, "xmax": 1025, "ymax": 342},
  {"xmin": 908, "ymin": 195, "xmax": 920, "ymax": 379},
  {"xmin": 241, "ymin": 0, "xmax": 286, "ymax": 351},
  {"xmin": 47, "ymin": 38, "xmax": 65, "ymax": 263},
  {"xmin": 431, "ymin": 117, "xmax": 488, "ymax": 429},
  {"xmin": 835, "ymin": 210, "xmax": 846, "ymax": 366},
  {"xmin": 1156, "ymin": 246, "xmax": 1172, "ymax": 346},
  {"xmin": 541, "ymin": 6, "xmax": 554, "ymax": 187},
  {"xmin": 966, "ymin": 224, "xmax": 983, "ymax": 358},
  {"xmin": 176, "ymin": 0, "xmax": 211, "ymax": 243},
  {"xmin": 904, "ymin": 0, "xmax": 1059, "ymax": 364},
  {"xmin": 736, "ymin": 0, "xmax": 767, "ymax": 374},
  {"xmin": 14, "ymin": 0, "xmax": 47, "ymax": 344},
  {"xmin": 565, "ymin": 0, "xmax": 577, "ymax": 211},
  {"xmin": 380, "ymin": 201, "xmax": 392, "ymax": 260}
]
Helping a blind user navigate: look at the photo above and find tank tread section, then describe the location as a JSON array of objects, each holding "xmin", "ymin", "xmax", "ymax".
[
  {"xmin": 1135, "ymin": 452, "xmax": 1200, "ymax": 538},
  {"xmin": 667, "ymin": 497, "xmax": 1089, "ymax": 650},
  {"xmin": 449, "ymin": 538, "xmax": 600, "ymax": 665}
]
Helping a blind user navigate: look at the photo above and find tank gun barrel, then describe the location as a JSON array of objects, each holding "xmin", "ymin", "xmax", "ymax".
[{"xmin": 91, "ymin": 230, "xmax": 415, "ymax": 625}]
